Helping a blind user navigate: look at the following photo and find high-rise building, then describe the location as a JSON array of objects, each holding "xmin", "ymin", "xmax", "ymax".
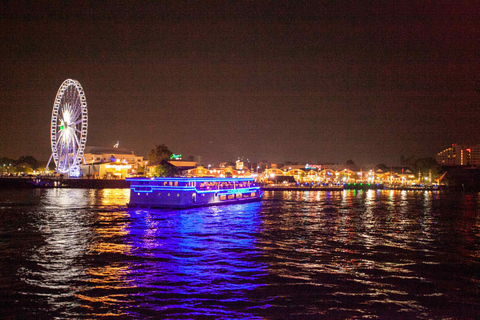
[
  {"xmin": 436, "ymin": 144, "xmax": 480, "ymax": 166},
  {"xmin": 469, "ymin": 145, "xmax": 480, "ymax": 166},
  {"xmin": 436, "ymin": 144, "xmax": 466, "ymax": 166}
]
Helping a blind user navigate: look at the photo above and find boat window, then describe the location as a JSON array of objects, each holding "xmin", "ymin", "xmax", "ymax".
[
  {"xmin": 238, "ymin": 181, "xmax": 254, "ymax": 188},
  {"xmin": 235, "ymin": 181, "xmax": 250, "ymax": 188},
  {"xmin": 219, "ymin": 181, "xmax": 234, "ymax": 190},
  {"xmin": 197, "ymin": 181, "xmax": 217, "ymax": 190}
]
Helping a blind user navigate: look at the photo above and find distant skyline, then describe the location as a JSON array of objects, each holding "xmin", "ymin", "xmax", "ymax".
[{"xmin": 1, "ymin": 1, "xmax": 479, "ymax": 166}]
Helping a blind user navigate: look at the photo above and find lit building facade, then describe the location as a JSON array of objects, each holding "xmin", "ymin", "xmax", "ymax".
[
  {"xmin": 257, "ymin": 167, "xmax": 418, "ymax": 185},
  {"xmin": 436, "ymin": 144, "xmax": 480, "ymax": 166},
  {"xmin": 80, "ymin": 146, "xmax": 146, "ymax": 178},
  {"xmin": 470, "ymin": 145, "xmax": 480, "ymax": 166},
  {"xmin": 83, "ymin": 146, "xmax": 144, "ymax": 164}
]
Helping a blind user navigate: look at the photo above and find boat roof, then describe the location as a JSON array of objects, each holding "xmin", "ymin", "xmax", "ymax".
[{"xmin": 127, "ymin": 177, "xmax": 254, "ymax": 182}]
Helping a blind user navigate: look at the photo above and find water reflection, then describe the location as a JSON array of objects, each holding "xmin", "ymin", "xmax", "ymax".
[
  {"xmin": 11, "ymin": 189, "xmax": 133, "ymax": 317},
  {"xmin": 41, "ymin": 188, "xmax": 92, "ymax": 208},
  {"xmin": 93, "ymin": 188, "xmax": 130, "ymax": 206},
  {"xmin": 124, "ymin": 202, "xmax": 268, "ymax": 318},
  {"xmin": 1, "ymin": 189, "xmax": 479, "ymax": 318},
  {"xmin": 17, "ymin": 197, "xmax": 94, "ymax": 315},
  {"xmin": 258, "ymin": 190, "xmax": 480, "ymax": 317}
]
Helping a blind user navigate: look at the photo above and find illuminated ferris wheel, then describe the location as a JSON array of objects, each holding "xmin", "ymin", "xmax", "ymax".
[{"xmin": 48, "ymin": 79, "xmax": 88, "ymax": 176}]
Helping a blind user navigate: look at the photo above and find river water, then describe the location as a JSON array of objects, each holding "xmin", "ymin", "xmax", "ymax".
[{"xmin": 0, "ymin": 188, "xmax": 479, "ymax": 319}]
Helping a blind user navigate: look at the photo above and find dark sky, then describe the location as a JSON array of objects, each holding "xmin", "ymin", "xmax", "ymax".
[{"xmin": 1, "ymin": 1, "xmax": 478, "ymax": 166}]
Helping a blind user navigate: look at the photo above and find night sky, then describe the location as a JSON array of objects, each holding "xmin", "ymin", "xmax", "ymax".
[{"xmin": 1, "ymin": 1, "xmax": 478, "ymax": 166}]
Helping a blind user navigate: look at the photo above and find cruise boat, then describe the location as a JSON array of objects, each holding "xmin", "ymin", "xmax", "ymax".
[{"xmin": 127, "ymin": 177, "xmax": 263, "ymax": 208}]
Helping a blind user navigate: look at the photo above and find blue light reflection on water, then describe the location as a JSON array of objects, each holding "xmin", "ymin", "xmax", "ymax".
[
  {"xmin": 1, "ymin": 188, "xmax": 479, "ymax": 318},
  {"xmin": 124, "ymin": 203, "xmax": 269, "ymax": 318}
]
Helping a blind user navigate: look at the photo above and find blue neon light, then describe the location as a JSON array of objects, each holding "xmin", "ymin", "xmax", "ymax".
[
  {"xmin": 127, "ymin": 177, "xmax": 255, "ymax": 183},
  {"xmin": 129, "ymin": 177, "xmax": 259, "ymax": 194},
  {"xmin": 132, "ymin": 186, "xmax": 260, "ymax": 194}
]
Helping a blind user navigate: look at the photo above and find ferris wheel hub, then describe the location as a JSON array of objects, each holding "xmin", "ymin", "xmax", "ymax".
[{"xmin": 49, "ymin": 79, "xmax": 88, "ymax": 177}]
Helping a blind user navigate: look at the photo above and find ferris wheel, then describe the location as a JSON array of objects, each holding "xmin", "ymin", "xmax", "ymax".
[{"xmin": 48, "ymin": 79, "xmax": 88, "ymax": 176}]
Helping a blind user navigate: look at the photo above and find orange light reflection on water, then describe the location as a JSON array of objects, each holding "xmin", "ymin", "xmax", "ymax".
[
  {"xmin": 90, "ymin": 188, "xmax": 130, "ymax": 206},
  {"xmin": 75, "ymin": 208, "xmax": 133, "ymax": 314}
]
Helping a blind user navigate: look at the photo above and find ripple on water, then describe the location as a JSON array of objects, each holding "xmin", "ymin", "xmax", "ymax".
[{"xmin": 0, "ymin": 189, "xmax": 479, "ymax": 318}]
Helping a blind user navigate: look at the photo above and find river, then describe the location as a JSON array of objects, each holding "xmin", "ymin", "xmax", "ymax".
[{"xmin": 0, "ymin": 188, "xmax": 479, "ymax": 318}]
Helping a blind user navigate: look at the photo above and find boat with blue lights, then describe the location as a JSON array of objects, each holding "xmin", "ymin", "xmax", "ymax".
[{"xmin": 127, "ymin": 177, "xmax": 263, "ymax": 208}]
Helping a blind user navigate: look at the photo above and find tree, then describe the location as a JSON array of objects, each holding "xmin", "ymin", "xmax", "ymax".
[
  {"xmin": 346, "ymin": 159, "xmax": 357, "ymax": 170},
  {"xmin": 412, "ymin": 157, "xmax": 442, "ymax": 181},
  {"xmin": 0, "ymin": 157, "xmax": 15, "ymax": 166},
  {"xmin": 15, "ymin": 164, "xmax": 33, "ymax": 174},
  {"xmin": 154, "ymin": 165, "xmax": 168, "ymax": 177},
  {"xmin": 15, "ymin": 155, "xmax": 38, "ymax": 169},
  {"xmin": 13, "ymin": 156, "xmax": 39, "ymax": 174},
  {"xmin": 0, "ymin": 157, "xmax": 14, "ymax": 173},
  {"xmin": 147, "ymin": 144, "xmax": 172, "ymax": 165},
  {"xmin": 147, "ymin": 144, "xmax": 175, "ymax": 177}
]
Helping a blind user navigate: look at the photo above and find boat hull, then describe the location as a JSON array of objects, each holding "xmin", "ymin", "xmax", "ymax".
[
  {"xmin": 127, "ymin": 194, "xmax": 262, "ymax": 209},
  {"xmin": 127, "ymin": 177, "xmax": 262, "ymax": 209}
]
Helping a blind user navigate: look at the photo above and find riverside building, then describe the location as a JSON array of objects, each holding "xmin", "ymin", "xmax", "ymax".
[
  {"xmin": 80, "ymin": 146, "xmax": 146, "ymax": 178},
  {"xmin": 436, "ymin": 144, "xmax": 480, "ymax": 166}
]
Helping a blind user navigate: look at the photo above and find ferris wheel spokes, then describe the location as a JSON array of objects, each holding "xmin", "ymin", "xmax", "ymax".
[{"xmin": 47, "ymin": 79, "xmax": 88, "ymax": 176}]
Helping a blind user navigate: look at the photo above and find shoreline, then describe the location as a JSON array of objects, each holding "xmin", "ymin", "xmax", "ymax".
[{"xmin": 1, "ymin": 177, "xmax": 441, "ymax": 191}]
